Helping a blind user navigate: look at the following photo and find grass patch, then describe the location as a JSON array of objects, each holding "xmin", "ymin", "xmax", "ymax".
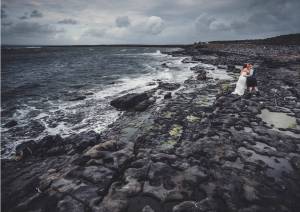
[
  {"xmin": 186, "ymin": 115, "xmax": 201, "ymax": 123},
  {"xmin": 163, "ymin": 111, "xmax": 175, "ymax": 119},
  {"xmin": 287, "ymin": 123, "xmax": 297, "ymax": 129},
  {"xmin": 169, "ymin": 124, "xmax": 183, "ymax": 138},
  {"xmin": 221, "ymin": 83, "xmax": 230, "ymax": 92}
]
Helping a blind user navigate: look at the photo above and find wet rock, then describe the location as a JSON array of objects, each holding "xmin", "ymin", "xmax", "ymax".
[
  {"xmin": 110, "ymin": 92, "xmax": 150, "ymax": 111},
  {"xmin": 173, "ymin": 201, "xmax": 200, "ymax": 212},
  {"xmin": 243, "ymin": 183, "xmax": 258, "ymax": 202},
  {"xmin": 135, "ymin": 99, "xmax": 155, "ymax": 111},
  {"xmin": 290, "ymin": 156, "xmax": 300, "ymax": 170},
  {"xmin": 190, "ymin": 65, "xmax": 205, "ymax": 73},
  {"xmin": 68, "ymin": 95, "xmax": 86, "ymax": 101},
  {"xmin": 4, "ymin": 119, "xmax": 18, "ymax": 128},
  {"xmin": 15, "ymin": 135, "xmax": 68, "ymax": 158},
  {"xmin": 64, "ymin": 130, "xmax": 100, "ymax": 154},
  {"xmin": 147, "ymin": 82, "xmax": 157, "ymax": 86},
  {"xmin": 196, "ymin": 71, "xmax": 207, "ymax": 81},
  {"xmin": 158, "ymin": 82, "xmax": 181, "ymax": 91},
  {"xmin": 217, "ymin": 65, "xmax": 228, "ymax": 69},
  {"xmin": 57, "ymin": 196, "xmax": 85, "ymax": 212},
  {"xmin": 15, "ymin": 140, "xmax": 38, "ymax": 159},
  {"xmin": 85, "ymin": 140, "xmax": 118, "ymax": 158},
  {"xmin": 164, "ymin": 92, "xmax": 172, "ymax": 99},
  {"xmin": 142, "ymin": 205, "xmax": 155, "ymax": 212},
  {"xmin": 224, "ymin": 149, "xmax": 238, "ymax": 161},
  {"xmin": 182, "ymin": 58, "xmax": 198, "ymax": 63}
]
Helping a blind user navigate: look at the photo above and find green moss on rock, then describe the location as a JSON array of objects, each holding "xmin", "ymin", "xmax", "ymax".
[{"xmin": 169, "ymin": 124, "xmax": 183, "ymax": 138}]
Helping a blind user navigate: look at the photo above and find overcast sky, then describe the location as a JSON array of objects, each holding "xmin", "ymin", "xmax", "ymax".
[{"xmin": 1, "ymin": 0, "xmax": 300, "ymax": 45}]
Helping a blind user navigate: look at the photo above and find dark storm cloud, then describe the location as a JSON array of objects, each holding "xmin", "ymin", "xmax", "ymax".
[
  {"xmin": 1, "ymin": 0, "xmax": 300, "ymax": 44},
  {"xmin": 1, "ymin": 7, "xmax": 7, "ymax": 18},
  {"xmin": 19, "ymin": 15, "xmax": 28, "ymax": 20},
  {"xmin": 30, "ymin": 9, "xmax": 43, "ymax": 18},
  {"xmin": 2, "ymin": 21, "xmax": 13, "ymax": 27},
  {"xmin": 227, "ymin": 0, "xmax": 300, "ymax": 34},
  {"xmin": 57, "ymin": 18, "xmax": 78, "ymax": 25},
  {"xmin": 115, "ymin": 16, "xmax": 130, "ymax": 27},
  {"xmin": 19, "ymin": 12, "xmax": 29, "ymax": 20},
  {"xmin": 4, "ymin": 22, "xmax": 64, "ymax": 36}
]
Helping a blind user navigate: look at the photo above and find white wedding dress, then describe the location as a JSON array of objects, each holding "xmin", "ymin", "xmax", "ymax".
[{"xmin": 232, "ymin": 72, "xmax": 247, "ymax": 96}]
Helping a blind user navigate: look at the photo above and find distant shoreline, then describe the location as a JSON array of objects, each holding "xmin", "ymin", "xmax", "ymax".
[
  {"xmin": 2, "ymin": 33, "xmax": 300, "ymax": 47},
  {"xmin": 1, "ymin": 44, "xmax": 190, "ymax": 48}
]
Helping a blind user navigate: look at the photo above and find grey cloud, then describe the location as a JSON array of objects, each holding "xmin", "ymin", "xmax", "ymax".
[
  {"xmin": 84, "ymin": 28, "xmax": 106, "ymax": 37},
  {"xmin": 227, "ymin": 0, "xmax": 300, "ymax": 35},
  {"xmin": 1, "ymin": 8, "xmax": 7, "ymax": 18},
  {"xmin": 193, "ymin": 0, "xmax": 300, "ymax": 37},
  {"xmin": 4, "ymin": 22, "xmax": 64, "ymax": 36},
  {"xmin": 137, "ymin": 16, "xmax": 165, "ymax": 35},
  {"xmin": 195, "ymin": 14, "xmax": 215, "ymax": 30},
  {"xmin": 116, "ymin": 16, "xmax": 130, "ymax": 28},
  {"xmin": 58, "ymin": 18, "xmax": 78, "ymax": 25},
  {"xmin": 19, "ymin": 15, "xmax": 28, "ymax": 20},
  {"xmin": 30, "ymin": 9, "xmax": 43, "ymax": 18},
  {"xmin": 19, "ymin": 13, "xmax": 29, "ymax": 20},
  {"xmin": 2, "ymin": 21, "xmax": 13, "ymax": 27}
]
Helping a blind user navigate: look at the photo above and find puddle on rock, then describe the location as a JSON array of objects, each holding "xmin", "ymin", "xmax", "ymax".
[{"xmin": 258, "ymin": 109, "xmax": 298, "ymax": 129}]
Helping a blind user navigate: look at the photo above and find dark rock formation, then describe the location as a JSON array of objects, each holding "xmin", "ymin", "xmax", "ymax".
[
  {"xmin": 110, "ymin": 92, "xmax": 153, "ymax": 111},
  {"xmin": 164, "ymin": 92, "xmax": 172, "ymax": 99},
  {"xmin": 4, "ymin": 120, "xmax": 18, "ymax": 128},
  {"xmin": 158, "ymin": 82, "xmax": 181, "ymax": 90},
  {"xmin": 68, "ymin": 96, "xmax": 86, "ymax": 101},
  {"xmin": 2, "ymin": 42, "xmax": 300, "ymax": 212},
  {"xmin": 196, "ymin": 71, "xmax": 207, "ymax": 81}
]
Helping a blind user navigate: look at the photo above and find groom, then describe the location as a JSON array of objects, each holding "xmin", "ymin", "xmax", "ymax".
[{"xmin": 246, "ymin": 64, "xmax": 259, "ymax": 95}]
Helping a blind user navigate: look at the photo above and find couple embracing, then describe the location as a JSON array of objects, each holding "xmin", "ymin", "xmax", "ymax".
[{"xmin": 232, "ymin": 63, "xmax": 259, "ymax": 96}]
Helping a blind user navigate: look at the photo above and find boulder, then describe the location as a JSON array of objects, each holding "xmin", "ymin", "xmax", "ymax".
[
  {"xmin": 190, "ymin": 65, "xmax": 205, "ymax": 73},
  {"xmin": 158, "ymin": 82, "xmax": 181, "ymax": 91},
  {"xmin": 134, "ymin": 99, "xmax": 155, "ymax": 111},
  {"xmin": 164, "ymin": 92, "xmax": 172, "ymax": 99},
  {"xmin": 15, "ymin": 135, "xmax": 69, "ymax": 159},
  {"xmin": 196, "ymin": 71, "xmax": 207, "ymax": 81},
  {"xmin": 4, "ymin": 120, "xmax": 18, "ymax": 128},
  {"xmin": 110, "ymin": 92, "xmax": 150, "ymax": 111},
  {"xmin": 15, "ymin": 140, "xmax": 38, "ymax": 159}
]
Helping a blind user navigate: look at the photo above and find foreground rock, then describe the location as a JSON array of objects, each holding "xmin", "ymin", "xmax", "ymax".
[
  {"xmin": 2, "ymin": 42, "xmax": 300, "ymax": 212},
  {"xmin": 158, "ymin": 82, "xmax": 181, "ymax": 90},
  {"xmin": 110, "ymin": 92, "xmax": 154, "ymax": 111}
]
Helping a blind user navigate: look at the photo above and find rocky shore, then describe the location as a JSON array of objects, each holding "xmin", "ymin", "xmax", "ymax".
[{"xmin": 2, "ymin": 42, "xmax": 300, "ymax": 212}]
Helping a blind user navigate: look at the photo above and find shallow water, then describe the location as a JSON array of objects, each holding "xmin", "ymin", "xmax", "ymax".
[{"xmin": 258, "ymin": 109, "xmax": 297, "ymax": 129}]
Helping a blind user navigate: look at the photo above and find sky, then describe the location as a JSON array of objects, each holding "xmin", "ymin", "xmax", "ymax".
[{"xmin": 1, "ymin": 0, "xmax": 300, "ymax": 45}]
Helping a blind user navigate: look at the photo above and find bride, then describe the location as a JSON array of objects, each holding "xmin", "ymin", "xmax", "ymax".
[{"xmin": 232, "ymin": 64, "xmax": 249, "ymax": 95}]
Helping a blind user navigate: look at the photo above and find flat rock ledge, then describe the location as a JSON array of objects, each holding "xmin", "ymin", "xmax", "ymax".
[{"xmin": 2, "ymin": 44, "xmax": 300, "ymax": 212}]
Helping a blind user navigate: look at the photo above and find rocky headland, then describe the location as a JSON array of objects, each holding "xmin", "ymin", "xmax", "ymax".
[{"xmin": 2, "ymin": 38, "xmax": 300, "ymax": 212}]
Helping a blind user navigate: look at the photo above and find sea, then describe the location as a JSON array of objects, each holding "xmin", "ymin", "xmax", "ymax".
[{"xmin": 1, "ymin": 46, "xmax": 198, "ymax": 158}]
